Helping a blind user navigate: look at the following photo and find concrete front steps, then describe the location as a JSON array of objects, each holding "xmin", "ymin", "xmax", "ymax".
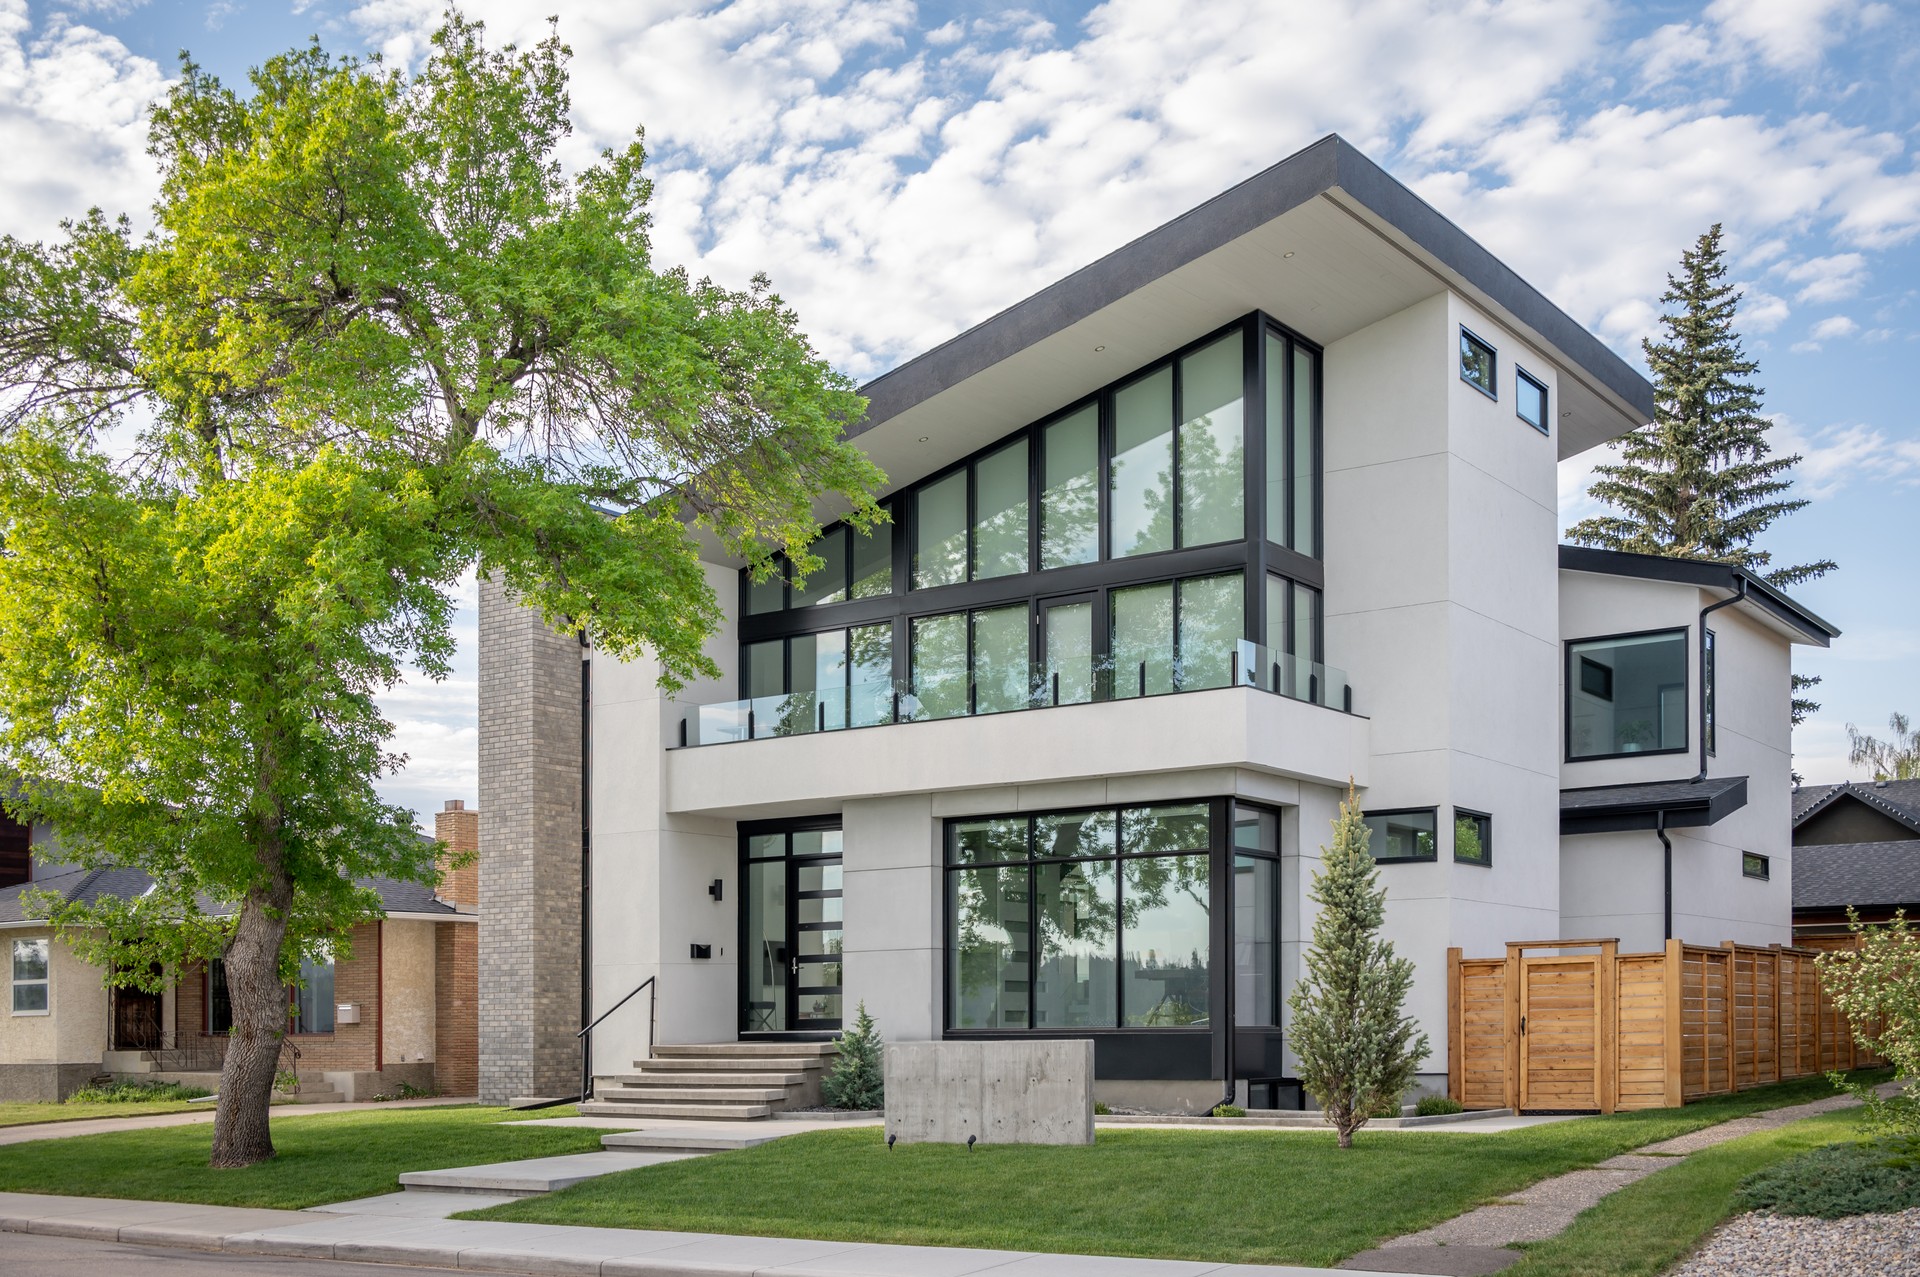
[{"xmin": 577, "ymin": 1041, "xmax": 838, "ymax": 1121}]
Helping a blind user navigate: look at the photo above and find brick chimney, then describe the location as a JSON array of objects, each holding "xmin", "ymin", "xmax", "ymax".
[{"xmin": 433, "ymin": 799, "xmax": 480, "ymax": 912}]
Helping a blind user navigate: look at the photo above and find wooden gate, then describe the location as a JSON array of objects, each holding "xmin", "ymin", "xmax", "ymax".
[{"xmin": 1517, "ymin": 940, "xmax": 1614, "ymax": 1113}]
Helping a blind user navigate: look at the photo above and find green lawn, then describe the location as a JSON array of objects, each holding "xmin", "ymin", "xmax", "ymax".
[
  {"xmin": 1505, "ymin": 1109, "xmax": 1869, "ymax": 1277},
  {"xmin": 465, "ymin": 1073, "xmax": 1883, "ymax": 1269},
  {"xmin": 0, "ymin": 1099, "xmax": 210, "ymax": 1128},
  {"xmin": 0, "ymin": 1105, "xmax": 611, "ymax": 1209}
]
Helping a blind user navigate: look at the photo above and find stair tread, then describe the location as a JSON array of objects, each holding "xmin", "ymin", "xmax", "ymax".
[
  {"xmin": 578, "ymin": 1101, "xmax": 774, "ymax": 1120},
  {"xmin": 651, "ymin": 1043, "xmax": 838, "ymax": 1057},
  {"xmin": 632, "ymin": 1060, "xmax": 825, "ymax": 1074},
  {"xmin": 598, "ymin": 1072, "xmax": 809, "ymax": 1086},
  {"xmin": 597, "ymin": 1087, "xmax": 790, "ymax": 1102}
]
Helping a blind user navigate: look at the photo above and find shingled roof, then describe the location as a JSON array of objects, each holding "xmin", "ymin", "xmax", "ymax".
[
  {"xmin": 1794, "ymin": 840, "xmax": 1920, "ymax": 911},
  {"xmin": 1793, "ymin": 780, "xmax": 1920, "ymax": 836},
  {"xmin": 0, "ymin": 868, "xmax": 465, "ymax": 926}
]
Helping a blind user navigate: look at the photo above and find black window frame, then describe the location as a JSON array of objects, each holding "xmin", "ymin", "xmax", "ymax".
[
  {"xmin": 1452, "ymin": 808, "xmax": 1492, "ymax": 866},
  {"xmin": 1362, "ymin": 807, "xmax": 1440, "ymax": 864},
  {"xmin": 1742, "ymin": 852, "xmax": 1769, "ymax": 881},
  {"xmin": 1515, "ymin": 367, "xmax": 1549, "ymax": 434},
  {"xmin": 1704, "ymin": 628, "xmax": 1717, "ymax": 758},
  {"xmin": 1459, "ymin": 326, "xmax": 1498, "ymax": 400},
  {"xmin": 1564, "ymin": 627, "xmax": 1692, "ymax": 763}
]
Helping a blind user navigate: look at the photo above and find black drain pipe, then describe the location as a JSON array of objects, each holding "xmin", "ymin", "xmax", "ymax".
[{"xmin": 1657, "ymin": 809, "xmax": 1672, "ymax": 941}]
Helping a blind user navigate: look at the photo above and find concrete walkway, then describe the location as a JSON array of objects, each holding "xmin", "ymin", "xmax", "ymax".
[
  {"xmin": 0, "ymin": 1095, "xmax": 475, "ymax": 1146},
  {"xmin": 1339, "ymin": 1090, "xmax": 1878, "ymax": 1276},
  {"xmin": 0, "ymin": 1190, "xmax": 1433, "ymax": 1277}
]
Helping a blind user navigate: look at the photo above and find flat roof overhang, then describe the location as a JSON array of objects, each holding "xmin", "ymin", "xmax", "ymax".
[
  {"xmin": 1559, "ymin": 546, "xmax": 1840, "ymax": 647},
  {"xmin": 1560, "ymin": 775, "xmax": 1748, "ymax": 836},
  {"xmin": 845, "ymin": 136, "xmax": 1652, "ymax": 508}
]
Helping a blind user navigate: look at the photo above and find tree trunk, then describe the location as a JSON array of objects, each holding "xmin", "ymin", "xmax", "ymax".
[{"xmin": 210, "ymin": 888, "xmax": 293, "ymax": 1168}]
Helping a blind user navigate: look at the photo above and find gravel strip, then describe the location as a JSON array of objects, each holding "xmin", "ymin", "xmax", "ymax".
[{"xmin": 1671, "ymin": 1207, "xmax": 1920, "ymax": 1276}]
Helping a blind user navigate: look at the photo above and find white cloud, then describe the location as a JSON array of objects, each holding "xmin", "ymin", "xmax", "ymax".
[
  {"xmin": 1705, "ymin": 0, "xmax": 1874, "ymax": 72},
  {"xmin": 1809, "ymin": 314, "xmax": 1858, "ymax": 339},
  {"xmin": 1780, "ymin": 252, "xmax": 1869, "ymax": 303},
  {"xmin": 1740, "ymin": 287, "xmax": 1792, "ymax": 333},
  {"xmin": 0, "ymin": 5, "xmax": 170, "ymax": 239},
  {"xmin": 1768, "ymin": 416, "xmax": 1920, "ymax": 497}
]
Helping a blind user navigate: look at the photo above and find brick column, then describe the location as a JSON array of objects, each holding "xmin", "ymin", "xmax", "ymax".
[
  {"xmin": 433, "ymin": 800, "xmax": 480, "ymax": 911},
  {"xmin": 477, "ymin": 575, "xmax": 585, "ymax": 1102}
]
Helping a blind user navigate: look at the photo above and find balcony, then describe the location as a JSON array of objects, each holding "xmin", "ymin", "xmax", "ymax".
[
  {"xmin": 661, "ymin": 644, "xmax": 1368, "ymax": 818},
  {"xmin": 674, "ymin": 640, "xmax": 1353, "ymax": 748}
]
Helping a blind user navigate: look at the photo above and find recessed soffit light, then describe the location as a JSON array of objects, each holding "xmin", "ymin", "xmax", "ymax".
[
  {"xmin": 1282, "ymin": 250, "xmax": 1295, "ymax": 259},
  {"xmin": 917, "ymin": 436, "xmax": 930, "ymax": 443},
  {"xmin": 1093, "ymin": 345, "xmax": 1105, "ymax": 352}
]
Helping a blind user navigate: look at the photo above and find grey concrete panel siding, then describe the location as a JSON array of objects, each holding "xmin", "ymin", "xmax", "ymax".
[{"xmin": 477, "ymin": 575, "xmax": 586, "ymax": 1102}]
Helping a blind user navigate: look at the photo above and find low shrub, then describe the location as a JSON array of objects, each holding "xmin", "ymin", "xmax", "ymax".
[
  {"xmin": 1736, "ymin": 1137, "xmax": 1920, "ymax": 1219},
  {"xmin": 1211, "ymin": 1103, "xmax": 1246, "ymax": 1118},
  {"xmin": 1415, "ymin": 1094, "xmax": 1465, "ymax": 1117},
  {"xmin": 1093, "ymin": 1101, "xmax": 1111, "ymax": 1116},
  {"xmin": 822, "ymin": 1001, "xmax": 883, "ymax": 1110},
  {"xmin": 65, "ymin": 1079, "xmax": 211, "ymax": 1104}
]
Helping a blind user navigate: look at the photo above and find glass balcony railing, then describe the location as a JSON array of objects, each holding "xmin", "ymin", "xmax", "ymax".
[{"xmin": 677, "ymin": 642, "xmax": 1353, "ymax": 747}]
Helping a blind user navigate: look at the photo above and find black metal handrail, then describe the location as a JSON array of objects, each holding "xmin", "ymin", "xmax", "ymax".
[{"xmin": 576, "ymin": 975, "xmax": 656, "ymax": 1104}]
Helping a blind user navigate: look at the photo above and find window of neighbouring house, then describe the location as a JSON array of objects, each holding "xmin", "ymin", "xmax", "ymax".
[
  {"xmin": 1743, "ymin": 853, "xmax": 1770, "ymax": 880},
  {"xmin": 11, "ymin": 938, "xmax": 49, "ymax": 1014},
  {"xmin": 291, "ymin": 945, "xmax": 335, "ymax": 1034},
  {"xmin": 1363, "ymin": 809, "xmax": 1438, "ymax": 862},
  {"xmin": 0, "ymin": 810, "xmax": 29, "ymax": 888},
  {"xmin": 1568, "ymin": 629, "xmax": 1689, "ymax": 760},
  {"xmin": 1460, "ymin": 327, "xmax": 1497, "ymax": 399},
  {"xmin": 1454, "ymin": 810, "xmax": 1491, "ymax": 865},
  {"xmin": 1516, "ymin": 368, "xmax": 1549, "ymax": 433},
  {"xmin": 207, "ymin": 959, "xmax": 232, "ymax": 1033}
]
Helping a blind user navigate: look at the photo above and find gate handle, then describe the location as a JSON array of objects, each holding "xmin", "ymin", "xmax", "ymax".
[{"xmin": 1519, "ymin": 1015, "xmax": 1527, "ymax": 1035}]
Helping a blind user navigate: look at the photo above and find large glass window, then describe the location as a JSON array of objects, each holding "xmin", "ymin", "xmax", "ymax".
[
  {"xmin": 10, "ymin": 938, "xmax": 49, "ymax": 1014},
  {"xmin": 1040, "ymin": 406, "xmax": 1099, "ymax": 569},
  {"xmin": 1112, "ymin": 573, "xmax": 1242, "ymax": 700},
  {"xmin": 1110, "ymin": 581, "xmax": 1173, "ymax": 698},
  {"xmin": 792, "ymin": 527, "xmax": 847, "ymax": 608},
  {"xmin": 1111, "ymin": 367, "xmax": 1175, "ymax": 557},
  {"xmin": 948, "ymin": 802, "xmax": 1228, "ymax": 1033},
  {"xmin": 1041, "ymin": 599, "xmax": 1095, "ymax": 706},
  {"xmin": 972, "ymin": 439, "xmax": 1029, "ymax": 580},
  {"xmin": 1232, "ymin": 803, "xmax": 1279, "ymax": 1027},
  {"xmin": 913, "ymin": 470, "xmax": 968, "ymax": 589},
  {"xmin": 207, "ymin": 959, "xmax": 232, "ymax": 1033},
  {"xmin": 971, "ymin": 605, "xmax": 1031, "ymax": 715},
  {"xmin": 1176, "ymin": 574, "xmax": 1240, "ymax": 691},
  {"xmin": 1568, "ymin": 630, "xmax": 1688, "ymax": 759},
  {"xmin": 910, "ymin": 612, "xmax": 969, "ymax": 720},
  {"xmin": 1265, "ymin": 332, "xmax": 1320, "ymax": 556},
  {"xmin": 745, "ymin": 624, "xmax": 889, "ymax": 734},
  {"xmin": 1177, "ymin": 335, "xmax": 1244, "ymax": 547}
]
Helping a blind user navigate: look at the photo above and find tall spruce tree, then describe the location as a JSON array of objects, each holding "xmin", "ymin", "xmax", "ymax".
[
  {"xmin": 1567, "ymin": 225, "xmax": 1834, "ymax": 721},
  {"xmin": 1288, "ymin": 789, "xmax": 1428, "ymax": 1149}
]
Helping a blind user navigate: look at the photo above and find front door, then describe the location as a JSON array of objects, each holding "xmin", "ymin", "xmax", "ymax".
[
  {"xmin": 742, "ymin": 826, "xmax": 844, "ymax": 1034},
  {"xmin": 112, "ymin": 966, "xmax": 164, "ymax": 1050}
]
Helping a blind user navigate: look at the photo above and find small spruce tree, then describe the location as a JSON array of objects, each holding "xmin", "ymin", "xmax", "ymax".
[
  {"xmin": 1567, "ymin": 224, "xmax": 1834, "ymax": 724},
  {"xmin": 823, "ymin": 1001, "xmax": 885, "ymax": 1111},
  {"xmin": 1288, "ymin": 789, "xmax": 1429, "ymax": 1148}
]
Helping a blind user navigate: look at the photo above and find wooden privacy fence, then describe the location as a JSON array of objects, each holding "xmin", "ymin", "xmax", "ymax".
[{"xmin": 1448, "ymin": 938, "xmax": 1879, "ymax": 1114}]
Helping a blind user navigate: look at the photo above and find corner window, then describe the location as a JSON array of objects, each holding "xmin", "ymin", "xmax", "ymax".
[
  {"xmin": 1568, "ymin": 630, "xmax": 1689, "ymax": 760},
  {"xmin": 1453, "ymin": 810, "xmax": 1491, "ymax": 865},
  {"xmin": 11, "ymin": 938, "xmax": 49, "ymax": 1014},
  {"xmin": 1459, "ymin": 327, "xmax": 1497, "ymax": 399},
  {"xmin": 1516, "ymin": 368, "xmax": 1548, "ymax": 434},
  {"xmin": 1265, "ymin": 330, "xmax": 1320, "ymax": 557},
  {"xmin": 292, "ymin": 946, "xmax": 335, "ymax": 1034},
  {"xmin": 1363, "ymin": 809, "xmax": 1438, "ymax": 862},
  {"xmin": 1742, "ymin": 853, "xmax": 1770, "ymax": 881}
]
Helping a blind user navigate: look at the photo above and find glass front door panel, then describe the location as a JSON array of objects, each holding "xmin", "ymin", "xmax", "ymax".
[
  {"xmin": 743, "ymin": 830, "xmax": 844, "ymax": 1034},
  {"xmin": 743, "ymin": 859, "xmax": 788, "ymax": 1033}
]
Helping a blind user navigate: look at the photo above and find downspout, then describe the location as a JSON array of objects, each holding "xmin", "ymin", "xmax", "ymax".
[{"xmin": 1657, "ymin": 810, "xmax": 1672, "ymax": 942}]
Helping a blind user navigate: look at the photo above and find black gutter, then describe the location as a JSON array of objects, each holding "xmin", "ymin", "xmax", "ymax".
[{"xmin": 1657, "ymin": 810, "xmax": 1673, "ymax": 941}]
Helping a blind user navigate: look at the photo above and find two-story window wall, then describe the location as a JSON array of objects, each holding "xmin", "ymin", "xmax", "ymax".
[{"xmin": 691, "ymin": 312, "xmax": 1339, "ymax": 745}]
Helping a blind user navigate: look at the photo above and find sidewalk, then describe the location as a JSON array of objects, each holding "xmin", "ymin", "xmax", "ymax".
[
  {"xmin": 0, "ymin": 1096, "xmax": 474, "ymax": 1147},
  {"xmin": 0, "ymin": 1190, "xmax": 1434, "ymax": 1277}
]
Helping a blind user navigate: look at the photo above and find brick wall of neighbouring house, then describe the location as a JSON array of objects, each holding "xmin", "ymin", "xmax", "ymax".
[
  {"xmin": 434, "ymin": 800, "xmax": 480, "ymax": 910},
  {"xmin": 176, "ymin": 961, "xmax": 208, "ymax": 1038},
  {"xmin": 478, "ymin": 573, "xmax": 585, "ymax": 1102},
  {"xmin": 434, "ymin": 921, "xmax": 479, "ymax": 1096}
]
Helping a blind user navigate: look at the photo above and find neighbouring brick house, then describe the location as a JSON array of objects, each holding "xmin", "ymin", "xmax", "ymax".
[{"xmin": 1, "ymin": 800, "xmax": 480, "ymax": 1103}]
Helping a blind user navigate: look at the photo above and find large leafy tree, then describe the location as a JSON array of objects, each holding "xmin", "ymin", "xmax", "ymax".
[
  {"xmin": 1567, "ymin": 224, "xmax": 1833, "ymax": 721},
  {"xmin": 0, "ymin": 13, "xmax": 881, "ymax": 1166},
  {"xmin": 1849, "ymin": 712, "xmax": 1920, "ymax": 782}
]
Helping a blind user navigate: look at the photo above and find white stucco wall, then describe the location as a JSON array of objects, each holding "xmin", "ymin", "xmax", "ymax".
[
  {"xmin": 381, "ymin": 919, "xmax": 437, "ymax": 1067},
  {"xmin": 1, "ymin": 929, "xmax": 109, "ymax": 1065}
]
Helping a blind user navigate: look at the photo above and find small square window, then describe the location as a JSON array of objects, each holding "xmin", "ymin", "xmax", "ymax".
[
  {"xmin": 1516, "ymin": 368, "xmax": 1548, "ymax": 433},
  {"xmin": 1363, "ymin": 809, "xmax": 1438, "ymax": 862},
  {"xmin": 1459, "ymin": 328, "xmax": 1497, "ymax": 399},
  {"xmin": 11, "ymin": 938, "xmax": 50, "ymax": 1014},
  {"xmin": 1454, "ymin": 810, "xmax": 1491, "ymax": 865},
  {"xmin": 1742, "ymin": 853, "xmax": 1770, "ymax": 881}
]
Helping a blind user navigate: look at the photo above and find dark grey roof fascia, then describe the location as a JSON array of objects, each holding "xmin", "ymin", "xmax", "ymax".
[
  {"xmin": 856, "ymin": 134, "xmax": 1655, "ymax": 434},
  {"xmin": 1560, "ymin": 775, "xmax": 1749, "ymax": 835},
  {"xmin": 1793, "ymin": 840, "xmax": 1920, "ymax": 909},
  {"xmin": 1557, "ymin": 545, "xmax": 1840, "ymax": 645}
]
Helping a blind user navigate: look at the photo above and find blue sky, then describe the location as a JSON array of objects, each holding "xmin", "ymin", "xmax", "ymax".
[{"xmin": 1, "ymin": 0, "xmax": 1915, "ymax": 824}]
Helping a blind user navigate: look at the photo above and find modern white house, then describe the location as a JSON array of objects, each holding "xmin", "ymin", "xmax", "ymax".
[{"xmin": 476, "ymin": 135, "xmax": 1837, "ymax": 1113}]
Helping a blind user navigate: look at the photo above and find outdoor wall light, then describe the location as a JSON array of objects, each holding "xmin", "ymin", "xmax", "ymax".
[
  {"xmin": 708, "ymin": 877, "xmax": 723, "ymax": 902},
  {"xmin": 690, "ymin": 943, "xmax": 712, "ymax": 960}
]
